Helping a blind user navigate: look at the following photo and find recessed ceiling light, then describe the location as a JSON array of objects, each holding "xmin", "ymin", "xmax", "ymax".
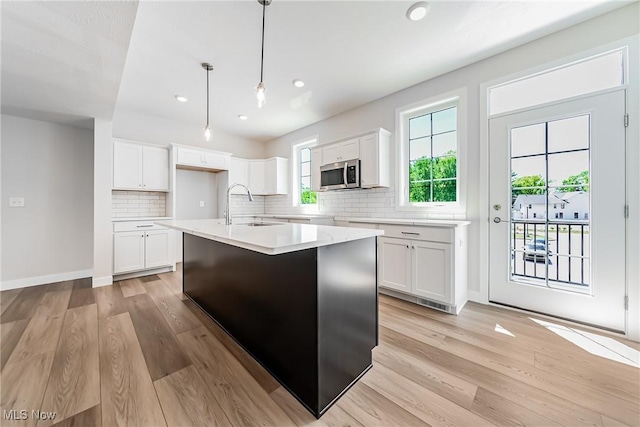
[
  {"xmin": 406, "ymin": 1, "xmax": 430, "ymax": 21},
  {"xmin": 237, "ymin": 114, "xmax": 248, "ymax": 120},
  {"xmin": 174, "ymin": 95, "xmax": 188, "ymax": 102},
  {"xmin": 292, "ymin": 79, "xmax": 305, "ymax": 88}
]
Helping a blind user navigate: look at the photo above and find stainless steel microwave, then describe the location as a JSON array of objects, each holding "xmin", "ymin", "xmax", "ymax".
[{"xmin": 320, "ymin": 159, "xmax": 360, "ymax": 191}]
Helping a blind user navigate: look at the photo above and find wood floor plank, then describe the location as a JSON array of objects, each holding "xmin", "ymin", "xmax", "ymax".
[
  {"xmin": 6, "ymin": 287, "xmax": 72, "ymax": 365},
  {"xmin": 99, "ymin": 312, "xmax": 166, "ymax": 427},
  {"xmin": 0, "ymin": 352, "xmax": 55, "ymax": 427},
  {"xmin": 269, "ymin": 386, "xmax": 330, "ymax": 427},
  {"xmin": 177, "ymin": 326, "xmax": 295, "ymax": 427},
  {"xmin": 336, "ymin": 382, "xmax": 429, "ymax": 427},
  {"xmin": 379, "ymin": 325, "xmax": 604, "ymax": 427},
  {"xmin": 470, "ymin": 387, "xmax": 562, "ymax": 427},
  {"xmin": 1, "ymin": 289, "xmax": 22, "ymax": 315},
  {"xmin": 372, "ymin": 343, "xmax": 478, "ymax": 409},
  {"xmin": 38, "ymin": 304, "xmax": 100, "ymax": 427},
  {"xmin": 158, "ymin": 266, "xmax": 186, "ymax": 300},
  {"xmin": 1, "ymin": 319, "xmax": 28, "ymax": 370},
  {"xmin": 94, "ymin": 283, "xmax": 127, "ymax": 319},
  {"xmin": 118, "ymin": 278, "xmax": 147, "ymax": 298},
  {"xmin": 154, "ymin": 365, "xmax": 232, "ymax": 427},
  {"xmin": 1, "ymin": 284, "xmax": 48, "ymax": 323},
  {"xmin": 51, "ymin": 404, "xmax": 101, "ymax": 427},
  {"xmin": 182, "ymin": 298, "xmax": 281, "ymax": 394},
  {"xmin": 361, "ymin": 363, "xmax": 494, "ymax": 427},
  {"xmin": 319, "ymin": 404, "xmax": 366, "ymax": 427},
  {"xmin": 67, "ymin": 278, "xmax": 95, "ymax": 309},
  {"xmin": 142, "ymin": 280, "xmax": 200, "ymax": 335},
  {"xmin": 126, "ymin": 294, "xmax": 192, "ymax": 381}
]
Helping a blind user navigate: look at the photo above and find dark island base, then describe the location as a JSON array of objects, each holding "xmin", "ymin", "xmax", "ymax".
[{"xmin": 183, "ymin": 234, "xmax": 378, "ymax": 418}]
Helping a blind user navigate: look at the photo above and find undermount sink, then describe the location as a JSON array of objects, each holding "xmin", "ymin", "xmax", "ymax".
[{"xmin": 239, "ymin": 222, "xmax": 283, "ymax": 227}]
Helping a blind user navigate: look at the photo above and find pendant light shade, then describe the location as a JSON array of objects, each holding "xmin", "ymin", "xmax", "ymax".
[
  {"xmin": 202, "ymin": 62, "xmax": 213, "ymax": 141},
  {"xmin": 256, "ymin": 0, "xmax": 270, "ymax": 108}
]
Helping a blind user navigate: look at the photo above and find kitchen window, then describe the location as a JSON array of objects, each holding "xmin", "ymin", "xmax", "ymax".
[
  {"xmin": 397, "ymin": 89, "xmax": 466, "ymax": 211},
  {"xmin": 292, "ymin": 138, "xmax": 317, "ymax": 206}
]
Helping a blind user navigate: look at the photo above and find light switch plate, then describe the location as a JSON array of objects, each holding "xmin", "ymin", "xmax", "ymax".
[
  {"xmin": 199, "ymin": 201, "xmax": 205, "ymax": 207},
  {"xmin": 9, "ymin": 197, "xmax": 25, "ymax": 207}
]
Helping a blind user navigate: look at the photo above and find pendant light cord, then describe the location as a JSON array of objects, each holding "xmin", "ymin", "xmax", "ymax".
[
  {"xmin": 260, "ymin": 0, "xmax": 266, "ymax": 83},
  {"xmin": 206, "ymin": 68, "xmax": 210, "ymax": 127}
]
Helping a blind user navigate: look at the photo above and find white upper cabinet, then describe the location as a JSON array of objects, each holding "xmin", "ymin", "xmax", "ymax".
[
  {"xmin": 314, "ymin": 128, "xmax": 391, "ymax": 189},
  {"xmin": 310, "ymin": 147, "xmax": 322, "ymax": 192},
  {"xmin": 243, "ymin": 157, "xmax": 288, "ymax": 196},
  {"xmin": 228, "ymin": 158, "xmax": 250, "ymax": 194},
  {"xmin": 359, "ymin": 129, "xmax": 391, "ymax": 188},
  {"xmin": 113, "ymin": 140, "xmax": 169, "ymax": 192},
  {"xmin": 174, "ymin": 144, "xmax": 231, "ymax": 171},
  {"xmin": 321, "ymin": 138, "xmax": 360, "ymax": 164}
]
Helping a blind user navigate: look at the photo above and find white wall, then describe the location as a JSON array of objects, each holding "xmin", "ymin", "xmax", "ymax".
[
  {"xmin": 1, "ymin": 115, "xmax": 94, "ymax": 289},
  {"xmin": 175, "ymin": 169, "xmax": 219, "ymax": 220},
  {"xmin": 264, "ymin": 4, "xmax": 639, "ymax": 312},
  {"xmin": 112, "ymin": 109, "xmax": 266, "ymax": 159},
  {"xmin": 93, "ymin": 119, "xmax": 114, "ymax": 287}
]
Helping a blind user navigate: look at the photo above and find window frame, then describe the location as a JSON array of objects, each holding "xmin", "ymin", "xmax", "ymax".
[
  {"xmin": 396, "ymin": 88, "xmax": 467, "ymax": 213},
  {"xmin": 291, "ymin": 137, "xmax": 318, "ymax": 208}
]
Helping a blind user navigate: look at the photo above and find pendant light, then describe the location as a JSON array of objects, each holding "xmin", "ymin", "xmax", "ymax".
[
  {"xmin": 255, "ymin": 0, "xmax": 270, "ymax": 108},
  {"xmin": 202, "ymin": 62, "xmax": 213, "ymax": 141}
]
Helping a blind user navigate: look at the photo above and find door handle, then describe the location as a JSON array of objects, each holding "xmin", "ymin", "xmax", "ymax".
[
  {"xmin": 493, "ymin": 217, "xmax": 508, "ymax": 223},
  {"xmin": 343, "ymin": 163, "xmax": 348, "ymax": 185}
]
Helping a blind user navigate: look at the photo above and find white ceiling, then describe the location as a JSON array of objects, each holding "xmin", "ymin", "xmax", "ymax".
[{"xmin": 1, "ymin": 1, "xmax": 630, "ymax": 139}]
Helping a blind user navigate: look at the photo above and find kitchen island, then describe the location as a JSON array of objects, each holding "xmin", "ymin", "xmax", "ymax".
[{"xmin": 156, "ymin": 219, "xmax": 383, "ymax": 418}]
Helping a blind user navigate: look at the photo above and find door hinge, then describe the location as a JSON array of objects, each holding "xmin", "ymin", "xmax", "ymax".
[
  {"xmin": 624, "ymin": 295, "xmax": 629, "ymax": 310},
  {"xmin": 624, "ymin": 205, "xmax": 629, "ymax": 218},
  {"xmin": 624, "ymin": 114, "xmax": 629, "ymax": 127}
]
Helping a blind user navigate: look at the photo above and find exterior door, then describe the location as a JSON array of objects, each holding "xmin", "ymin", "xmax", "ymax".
[{"xmin": 489, "ymin": 90, "xmax": 626, "ymax": 332}]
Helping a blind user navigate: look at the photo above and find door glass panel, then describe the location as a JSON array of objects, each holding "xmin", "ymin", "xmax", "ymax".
[
  {"xmin": 511, "ymin": 123, "xmax": 546, "ymax": 157},
  {"xmin": 510, "ymin": 114, "xmax": 591, "ymax": 291}
]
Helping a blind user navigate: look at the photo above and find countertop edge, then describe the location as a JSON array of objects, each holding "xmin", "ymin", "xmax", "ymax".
[{"xmin": 333, "ymin": 216, "xmax": 471, "ymax": 227}]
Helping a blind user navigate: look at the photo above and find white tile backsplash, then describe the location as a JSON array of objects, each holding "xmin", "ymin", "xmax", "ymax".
[
  {"xmin": 229, "ymin": 194, "xmax": 265, "ymax": 216},
  {"xmin": 112, "ymin": 191, "xmax": 167, "ymax": 218}
]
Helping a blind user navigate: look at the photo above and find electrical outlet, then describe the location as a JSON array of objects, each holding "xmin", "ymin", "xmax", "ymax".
[
  {"xmin": 199, "ymin": 201, "xmax": 205, "ymax": 207},
  {"xmin": 9, "ymin": 197, "xmax": 25, "ymax": 207}
]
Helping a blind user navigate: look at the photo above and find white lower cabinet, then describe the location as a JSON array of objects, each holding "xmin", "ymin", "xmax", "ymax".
[
  {"xmin": 376, "ymin": 223, "xmax": 467, "ymax": 314},
  {"xmin": 113, "ymin": 222, "xmax": 172, "ymax": 275}
]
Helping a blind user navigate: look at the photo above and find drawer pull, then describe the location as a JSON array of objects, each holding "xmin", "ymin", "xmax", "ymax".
[
  {"xmin": 136, "ymin": 225, "xmax": 153, "ymax": 228},
  {"xmin": 401, "ymin": 231, "xmax": 420, "ymax": 235}
]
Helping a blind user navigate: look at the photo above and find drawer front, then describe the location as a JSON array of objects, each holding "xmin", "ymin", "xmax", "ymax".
[
  {"xmin": 378, "ymin": 224, "xmax": 452, "ymax": 243},
  {"xmin": 113, "ymin": 221, "xmax": 167, "ymax": 232}
]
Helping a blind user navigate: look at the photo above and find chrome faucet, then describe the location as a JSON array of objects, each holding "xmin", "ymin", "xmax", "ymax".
[{"xmin": 226, "ymin": 183, "xmax": 254, "ymax": 225}]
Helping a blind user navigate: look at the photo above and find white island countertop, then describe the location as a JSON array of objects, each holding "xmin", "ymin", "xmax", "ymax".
[{"xmin": 156, "ymin": 219, "xmax": 383, "ymax": 255}]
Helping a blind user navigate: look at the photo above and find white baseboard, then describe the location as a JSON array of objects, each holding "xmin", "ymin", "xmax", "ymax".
[
  {"xmin": 92, "ymin": 276, "xmax": 113, "ymax": 288},
  {"xmin": 1, "ymin": 269, "xmax": 93, "ymax": 291}
]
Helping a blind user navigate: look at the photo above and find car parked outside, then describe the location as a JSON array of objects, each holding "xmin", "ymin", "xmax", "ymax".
[{"xmin": 523, "ymin": 243, "xmax": 552, "ymax": 262}]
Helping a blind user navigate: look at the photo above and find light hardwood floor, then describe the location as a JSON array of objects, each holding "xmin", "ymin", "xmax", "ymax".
[{"xmin": 1, "ymin": 266, "xmax": 638, "ymax": 426}]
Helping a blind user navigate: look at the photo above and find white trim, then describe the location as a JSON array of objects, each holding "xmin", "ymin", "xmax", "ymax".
[
  {"xmin": 1, "ymin": 269, "xmax": 93, "ymax": 291},
  {"xmin": 395, "ymin": 87, "xmax": 467, "ymax": 215},
  {"xmin": 467, "ymin": 290, "xmax": 487, "ymax": 305},
  {"xmin": 113, "ymin": 266, "xmax": 173, "ymax": 281},
  {"xmin": 92, "ymin": 275, "xmax": 113, "ymax": 288}
]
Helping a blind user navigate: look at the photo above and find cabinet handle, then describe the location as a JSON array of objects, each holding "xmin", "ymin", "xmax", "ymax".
[
  {"xmin": 401, "ymin": 231, "xmax": 420, "ymax": 236},
  {"xmin": 136, "ymin": 225, "xmax": 153, "ymax": 228},
  {"xmin": 141, "ymin": 234, "xmax": 144, "ymax": 238},
  {"xmin": 406, "ymin": 245, "xmax": 409, "ymax": 248}
]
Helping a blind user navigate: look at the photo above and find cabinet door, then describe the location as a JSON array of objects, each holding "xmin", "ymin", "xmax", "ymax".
[
  {"xmin": 412, "ymin": 240, "xmax": 452, "ymax": 303},
  {"xmin": 249, "ymin": 160, "xmax": 266, "ymax": 195},
  {"xmin": 359, "ymin": 134, "xmax": 377, "ymax": 188},
  {"xmin": 229, "ymin": 158, "xmax": 249, "ymax": 194},
  {"xmin": 142, "ymin": 146, "xmax": 169, "ymax": 191},
  {"xmin": 145, "ymin": 229, "xmax": 172, "ymax": 269},
  {"xmin": 113, "ymin": 142, "xmax": 143, "ymax": 189},
  {"xmin": 340, "ymin": 138, "xmax": 360, "ymax": 161},
  {"xmin": 114, "ymin": 231, "xmax": 145, "ymax": 274},
  {"xmin": 310, "ymin": 147, "xmax": 322, "ymax": 191},
  {"xmin": 203, "ymin": 152, "xmax": 229, "ymax": 170},
  {"xmin": 176, "ymin": 147, "xmax": 204, "ymax": 167},
  {"xmin": 264, "ymin": 158, "xmax": 288, "ymax": 195},
  {"xmin": 322, "ymin": 145, "xmax": 341, "ymax": 164},
  {"xmin": 378, "ymin": 237, "xmax": 411, "ymax": 293}
]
